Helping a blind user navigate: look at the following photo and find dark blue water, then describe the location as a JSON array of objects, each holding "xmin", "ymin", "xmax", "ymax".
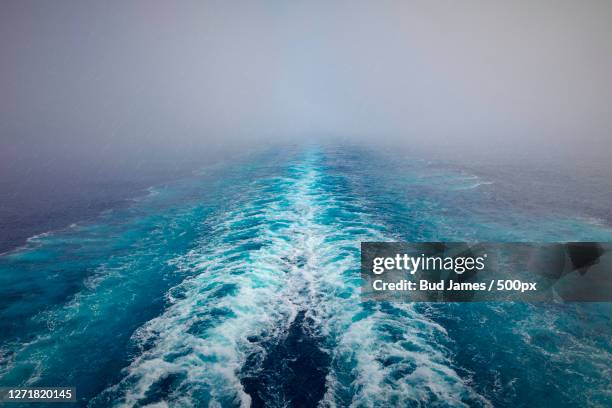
[{"xmin": 1, "ymin": 145, "xmax": 610, "ymax": 407}]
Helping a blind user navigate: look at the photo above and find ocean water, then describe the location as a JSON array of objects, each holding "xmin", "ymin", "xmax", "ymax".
[{"xmin": 0, "ymin": 145, "xmax": 611, "ymax": 407}]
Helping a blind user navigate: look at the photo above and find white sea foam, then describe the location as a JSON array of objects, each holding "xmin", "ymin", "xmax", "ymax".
[{"xmin": 99, "ymin": 151, "xmax": 487, "ymax": 407}]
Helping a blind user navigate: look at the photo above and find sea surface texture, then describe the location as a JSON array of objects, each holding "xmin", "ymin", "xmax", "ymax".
[{"xmin": 1, "ymin": 146, "xmax": 611, "ymax": 407}]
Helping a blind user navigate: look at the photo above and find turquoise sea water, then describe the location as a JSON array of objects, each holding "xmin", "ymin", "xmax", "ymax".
[{"xmin": 1, "ymin": 145, "xmax": 611, "ymax": 407}]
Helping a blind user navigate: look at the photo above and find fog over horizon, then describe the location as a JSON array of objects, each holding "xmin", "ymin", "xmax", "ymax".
[
  {"xmin": 2, "ymin": 0, "xmax": 612, "ymax": 179},
  {"xmin": 2, "ymin": 5, "xmax": 612, "ymax": 405}
]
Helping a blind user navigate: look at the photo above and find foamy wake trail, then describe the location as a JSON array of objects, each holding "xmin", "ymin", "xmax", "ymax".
[{"xmin": 96, "ymin": 151, "xmax": 488, "ymax": 407}]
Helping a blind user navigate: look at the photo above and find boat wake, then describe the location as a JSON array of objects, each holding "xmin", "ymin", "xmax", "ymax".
[{"xmin": 93, "ymin": 150, "xmax": 488, "ymax": 407}]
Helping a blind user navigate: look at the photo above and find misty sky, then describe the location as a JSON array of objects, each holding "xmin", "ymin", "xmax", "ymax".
[{"xmin": 1, "ymin": 0, "xmax": 612, "ymax": 175}]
